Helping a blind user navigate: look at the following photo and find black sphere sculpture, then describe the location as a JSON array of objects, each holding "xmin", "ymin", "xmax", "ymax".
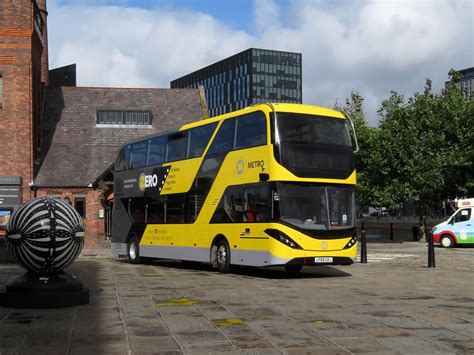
[{"xmin": 0, "ymin": 197, "xmax": 89, "ymax": 308}]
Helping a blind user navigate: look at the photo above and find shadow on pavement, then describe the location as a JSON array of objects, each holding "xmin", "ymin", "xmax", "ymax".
[
  {"xmin": 0, "ymin": 259, "xmax": 110, "ymax": 354},
  {"xmin": 116, "ymin": 258, "xmax": 352, "ymax": 279}
]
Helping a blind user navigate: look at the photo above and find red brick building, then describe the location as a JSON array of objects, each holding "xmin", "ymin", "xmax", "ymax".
[
  {"xmin": 0, "ymin": 0, "xmax": 205, "ymax": 247},
  {"xmin": 0, "ymin": 0, "xmax": 47, "ymax": 202}
]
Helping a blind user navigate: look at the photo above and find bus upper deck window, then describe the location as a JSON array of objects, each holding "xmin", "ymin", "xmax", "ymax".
[
  {"xmin": 130, "ymin": 141, "xmax": 148, "ymax": 169},
  {"xmin": 235, "ymin": 112, "xmax": 266, "ymax": 149},
  {"xmin": 148, "ymin": 136, "xmax": 167, "ymax": 166},
  {"xmin": 207, "ymin": 119, "xmax": 235, "ymax": 156},
  {"xmin": 188, "ymin": 123, "xmax": 217, "ymax": 158},
  {"xmin": 167, "ymin": 132, "xmax": 187, "ymax": 162},
  {"xmin": 115, "ymin": 147, "xmax": 129, "ymax": 171}
]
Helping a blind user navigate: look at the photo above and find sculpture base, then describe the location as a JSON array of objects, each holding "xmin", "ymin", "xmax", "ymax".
[{"xmin": 0, "ymin": 271, "xmax": 89, "ymax": 308}]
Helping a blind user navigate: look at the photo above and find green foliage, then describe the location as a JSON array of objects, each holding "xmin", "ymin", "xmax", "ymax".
[
  {"xmin": 335, "ymin": 91, "xmax": 378, "ymax": 206},
  {"xmin": 337, "ymin": 70, "xmax": 473, "ymax": 210}
]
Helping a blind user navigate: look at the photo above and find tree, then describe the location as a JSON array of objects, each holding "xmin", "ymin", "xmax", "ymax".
[
  {"xmin": 337, "ymin": 72, "xmax": 473, "ymax": 229},
  {"xmin": 335, "ymin": 91, "xmax": 378, "ymax": 207},
  {"xmin": 371, "ymin": 71, "xmax": 473, "ymax": 238}
]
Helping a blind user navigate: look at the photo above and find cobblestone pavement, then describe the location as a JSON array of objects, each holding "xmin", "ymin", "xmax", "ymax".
[{"xmin": 0, "ymin": 242, "xmax": 473, "ymax": 354}]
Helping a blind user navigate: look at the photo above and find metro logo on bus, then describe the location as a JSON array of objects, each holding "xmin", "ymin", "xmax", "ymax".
[{"xmin": 139, "ymin": 173, "xmax": 159, "ymax": 191}]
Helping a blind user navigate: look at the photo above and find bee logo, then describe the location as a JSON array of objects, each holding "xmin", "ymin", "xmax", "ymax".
[
  {"xmin": 139, "ymin": 173, "xmax": 146, "ymax": 191},
  {"xmin": 236, "ymin": 160, "xmax": 245, "ymax": 175}
]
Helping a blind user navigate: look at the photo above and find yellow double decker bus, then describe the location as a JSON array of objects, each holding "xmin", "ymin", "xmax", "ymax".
[{"xmin": 111, "ymin": 103, "xmax": 357, "ymax": 273}]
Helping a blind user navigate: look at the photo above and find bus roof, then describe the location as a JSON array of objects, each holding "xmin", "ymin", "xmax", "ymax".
[
  {"xmin": 123, "ymin": 103, "xmax": 345, "ymax": 146},
  {"xmin": 180, "ymin": 103, "xmax": 345, "ymax": 130}
]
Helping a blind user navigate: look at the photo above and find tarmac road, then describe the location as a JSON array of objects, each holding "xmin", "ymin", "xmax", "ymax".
[{"xmin": 0, "ymin": 241, "xmax": 473, "ymax": 354}]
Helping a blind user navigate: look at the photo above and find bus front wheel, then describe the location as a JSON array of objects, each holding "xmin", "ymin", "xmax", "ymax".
[
  {"xmin": 127, "ymin": 236, "xmax": 141, "ymax": 264},
  {"xmin": 216, "ymin": 239, "xmax": 231, "ymax": 273}
]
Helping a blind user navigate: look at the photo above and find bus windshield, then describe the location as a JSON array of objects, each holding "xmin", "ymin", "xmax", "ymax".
[
  {"xmin": 276, "ymin": 182, "xmax": 355, "ymax": 230},
  {"xmin": 273, "ymin": 113, "xmax": 354, "ymax": 179}
]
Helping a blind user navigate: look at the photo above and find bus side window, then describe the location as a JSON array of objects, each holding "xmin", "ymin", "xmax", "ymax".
[
  {"xmin": 148, "ymin": 136, "xmax": 167, "ymax": 166},
  {"xmin": 130, "ymin": 141, "xmax": 148, "ymax": 169},
  {"xmin": 148, "ymin": 203, "xmax": 164, "ymax": 224},
  {"xmin": 207, "ymin": 119, "xmax": 235, "ymax": 156},
  {"xmin": 166, "ymin": 195, "xmax": 186, "ymax": 223},
  {"xmin": 129, "ymin": 198, "xmax": 146, "ymax": 224},
  {"xmin": 167, "ymin": 132, "xmax": 187, "ymax": 162},
  {"xmin": 211, "ymin": 186, "xmax": 244, "ymax": 223},
  {"xmin": 243, "ymin": 186, "xmax": 269, "ymax": 222},
  {"xmin": 235, "ymin": 112, "xmax": 267, "ymax": 149},
  {"xmin": 188, "ymin": 123, "xmax": 217, "ymax": 158},
  {"xmin": 116, "ymin": 146, "xmax": 130, "ymax": 171}
]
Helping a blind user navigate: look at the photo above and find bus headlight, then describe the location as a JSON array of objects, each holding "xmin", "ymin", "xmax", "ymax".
[
  {"xmin": 265, "ymin": 229, "xmax": 302, "ymax": 249},
  {"xmin": 343, "ymin": 235, "xmax": 358, "ymax": 249}
]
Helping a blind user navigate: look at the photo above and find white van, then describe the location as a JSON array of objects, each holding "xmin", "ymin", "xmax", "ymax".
[{"xmin": 432, "ymin": 199, "xmax": 474, "ymax": 247}]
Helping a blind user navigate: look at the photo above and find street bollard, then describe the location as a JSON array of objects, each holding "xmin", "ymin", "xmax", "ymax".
[
  {"xmin": 428, "ymin": 230, "xmax": 436, "ymax": 268},
  {"xmin": 360, "ymin": 224, "xmax": 367, "ymax": 264},
  {"xmin": 412, "ymin": 226, "xmax": 419, "ymax": 241},
  {"xmin": 390, "ymin": 222, "xmax": 394, "ymax": 241}
]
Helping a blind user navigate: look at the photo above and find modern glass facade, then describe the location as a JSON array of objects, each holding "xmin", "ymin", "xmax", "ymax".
[
  {"xmin": 445, "ymin": 67, "xmax": 474, "ymax": 98},
  {"xmin": 170, "ymin": 48, "xmax": 302, "ymax": 117},
  {"xmin": 459, "ymin": 67, "xmax": 474, "ymax": 98}
]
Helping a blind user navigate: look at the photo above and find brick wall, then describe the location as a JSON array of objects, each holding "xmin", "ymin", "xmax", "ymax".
[{"xmin": 0, "ymin": 0, "xmax": 44, "ymax": 203}]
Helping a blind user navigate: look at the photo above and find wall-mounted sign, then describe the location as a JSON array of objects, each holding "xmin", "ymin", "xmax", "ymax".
[
  {"xmin": 0, "ymin": 186, "xmax": 21, "ymax": 206},
  {"xmin": 0, "ymin": 176, "xmax": 21, "ymax": 186},
  {"xmin": 0, "ymin": 176, "xmax": 21, "ymax": 207}
]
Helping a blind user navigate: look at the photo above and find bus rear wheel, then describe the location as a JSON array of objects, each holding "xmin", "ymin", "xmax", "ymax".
[
  {"xmin": 440, "ymin": 235, "xmax": 454, "ymax": 248},
  {"xmin": 127, "ymin": 236, "xmax": 141, "ymax": 264},
  {"xmin": 216, "ymin": 240, "xmax": 231, "ymax": 273}
]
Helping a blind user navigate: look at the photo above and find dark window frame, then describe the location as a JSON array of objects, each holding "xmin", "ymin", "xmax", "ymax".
[
  {"xmin": 0, "ymin": 71, "xmax": 3, "ymax": 108},
  {"xmin": 96, "ymin": 110, "xmax": 152, "ymax": 126},
  {"xmin": 74, "ymin": 196, "xmax": 86, "ymax": 219}
]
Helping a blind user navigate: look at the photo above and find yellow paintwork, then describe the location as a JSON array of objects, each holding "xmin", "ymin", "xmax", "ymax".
[
  {"xmin": 161, "ymin": 158, "xmax": 202, "ymax": 194},
  {"xmin": 212, "ymin": 319, "xmax": 244, "ymax": 327},
  {"xmin": 139, "ymin": 103, "xmax": 358, "ymax": 264}
]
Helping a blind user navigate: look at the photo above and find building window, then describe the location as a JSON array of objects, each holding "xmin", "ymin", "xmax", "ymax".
[
  {"xmin": 96, "ymin": 110, "xmax": 152, "ymax": 126},
  {"xmin": 0, "ymin": 72, "xmax": 3, "ymax": 108},
  {"xmin": 74, "ymin": 196, "xmax": 86, "ymax": 218}
]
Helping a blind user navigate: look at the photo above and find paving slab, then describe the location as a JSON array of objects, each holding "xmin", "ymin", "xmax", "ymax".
[{"xmin": 0, "ymin": 242, "xmax": 472, "ymax": 354}]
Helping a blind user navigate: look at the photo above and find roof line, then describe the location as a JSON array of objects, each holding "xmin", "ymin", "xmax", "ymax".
[{"xmin": 46, "ymin": 86, "xmax": 200, "ymax": 91}]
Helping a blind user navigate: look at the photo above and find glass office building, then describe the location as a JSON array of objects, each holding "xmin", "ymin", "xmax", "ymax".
[
  {"xmin": 445, "ymin": 67, "xmax": 474, "ymax": 98},
  {"xmin": 170, "ymin": 48, "xmax": 302, "ymax": 117}
]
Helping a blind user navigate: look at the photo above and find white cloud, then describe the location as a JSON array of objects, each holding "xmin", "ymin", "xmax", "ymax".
[
  {"xmin": 254, "ymin": 0, "xmax": 281, "ymax": 33},
  {"xmin": 48, "ymin": 0, "xmax": 473, "ymax": 124},
  {"xmin": 48, "ymin": 1, "xmax": 251, "ymax": 88}
]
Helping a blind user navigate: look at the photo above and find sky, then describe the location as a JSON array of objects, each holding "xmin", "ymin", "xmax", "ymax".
[{"xmin": 48, "ymin": 0, "xmax": 473, "ymax": 125}]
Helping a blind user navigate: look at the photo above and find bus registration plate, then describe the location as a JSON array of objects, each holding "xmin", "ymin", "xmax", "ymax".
[{"xmin": 314, "ymin": 257, "xmax": 333, "ymax": 263}]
